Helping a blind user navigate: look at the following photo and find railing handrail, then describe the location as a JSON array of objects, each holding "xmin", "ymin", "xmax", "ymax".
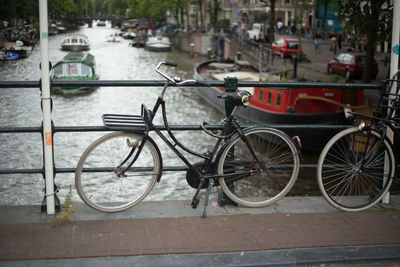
[
  {"xmin": 0, "ymin": 80, "xmax": 384, "ymax": 90},
  {"xmin": 0, "ymin": 78, "xmax": 388, "ymax": 211}
]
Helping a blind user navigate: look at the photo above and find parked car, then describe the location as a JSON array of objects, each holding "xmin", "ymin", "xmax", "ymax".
[
  {"xmin": 271, "ymin": 38, "xmax": 303, "ymax": 58},
  {"xmin": 327, "ymin": 52, "xmax": 379, "ymax": 80}
]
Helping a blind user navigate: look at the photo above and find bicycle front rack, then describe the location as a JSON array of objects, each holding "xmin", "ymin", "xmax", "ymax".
[{"xmin": 102, "ymin": 112, "xmax": 148, "ymax": 131}]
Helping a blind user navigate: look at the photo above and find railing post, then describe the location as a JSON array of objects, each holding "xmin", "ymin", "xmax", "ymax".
[
  {"xmin": 383, "ymin": 0, "xmax": 400, "ymax": 204},
  {"xmin": 218, "ymin": 74, "xmax": 238, "ymax": 207},
  {"xmin": 39, "ymin": 0, "xmax": 58, "ymax": 214}
]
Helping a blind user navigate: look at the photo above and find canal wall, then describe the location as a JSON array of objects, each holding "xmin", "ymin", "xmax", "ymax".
[
  {"xmin": 172, "ymin": 32, "xmax": 268, "ymax": 68},
  {"xmin": 171, "ymin": 33, "xmax": 214, "ymax": 56}
]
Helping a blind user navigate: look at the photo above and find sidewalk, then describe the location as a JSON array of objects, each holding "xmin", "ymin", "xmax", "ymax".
[
  {"xmin": 1, "ymin": 197, "xmax": 400, "ymax": 266},
  {"xmin": 270, "ymin": 33, "xmax": 390, "ymax": 82}
]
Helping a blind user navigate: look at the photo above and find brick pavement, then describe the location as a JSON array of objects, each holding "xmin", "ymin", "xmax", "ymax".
[{"xmin": 0, "ymin": 210, "xmax": 399, "ymax": 261}]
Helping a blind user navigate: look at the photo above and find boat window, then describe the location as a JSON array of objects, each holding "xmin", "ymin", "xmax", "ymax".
[
  {"xmin": 259, "ymin": 90, "xmax": 263, "ymax": 102},
  {"xmin": 53, "ymin": 64, "xmax": 64, "ymax": 77},
  {"xmin": 66, "ymin": 63, "xmax": 79, "ymax": 76},
  {"xmin": 276, "ymin": 93, "xmax": 281, "ymax": 106},
  {"xmin": 267, "ymin": 92, "xmax": 271, "ymax": 104},
  {"xmin": 81, "ymin": 64, "xmax": 92, "ymax": 76}
]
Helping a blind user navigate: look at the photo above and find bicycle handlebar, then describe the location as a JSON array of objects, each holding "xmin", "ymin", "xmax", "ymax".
[{"xmin": 155, "ymin": 61, "xmax": 210, "ymax": 87}]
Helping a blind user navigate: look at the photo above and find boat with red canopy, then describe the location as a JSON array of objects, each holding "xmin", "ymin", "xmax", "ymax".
[{"xmin": 194, "ymin": 59, "xmax": 365, "ymax": 151}]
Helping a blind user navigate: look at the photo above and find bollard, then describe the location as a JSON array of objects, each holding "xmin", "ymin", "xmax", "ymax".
[
  {"xmin": 236, "ymin": 51, "xmax": 242, "ymax": 60},
  {"xmin": 190, "ymin": 43, "xmax": 195, "ymax": 56},
  {"xmin": 218, "ymin": 74, "xmax": 238, "ymax": 207}
]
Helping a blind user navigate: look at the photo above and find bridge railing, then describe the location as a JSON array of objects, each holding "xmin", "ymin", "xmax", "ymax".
[{"xmin": 0, "ymin": 79, "xmax": 385, "ymax": 212}]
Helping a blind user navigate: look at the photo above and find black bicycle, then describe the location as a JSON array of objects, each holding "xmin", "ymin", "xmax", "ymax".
[
  {"xmin": 75, "ymin": 61, "xmax": 301, "ymax": 217},
  {"xmin": 317, "ymin": 72, "xmax": 400, "ymax": 211}
]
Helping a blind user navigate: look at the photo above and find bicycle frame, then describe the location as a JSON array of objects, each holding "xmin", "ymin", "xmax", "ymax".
[{"xmin": 118, "ymin": 78, "xmax": 259, "ymax": 184}]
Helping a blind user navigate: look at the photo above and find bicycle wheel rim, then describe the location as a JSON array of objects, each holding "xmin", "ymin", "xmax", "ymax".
[
  {"xmin": 218, "ymin": 127, "xmax": 299, "ymax": 207},
  {"xmin": 75, "ymin": 131, "xmax": 161, "ymax": 212},
  {"xmin": 317, "ymin": 127, "xmax": 395, "ymax": 211}
]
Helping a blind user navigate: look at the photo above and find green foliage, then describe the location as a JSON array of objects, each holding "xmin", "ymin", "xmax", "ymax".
[
  {"xmin": 336, "ymin": 0, "xmax": 392, "ymax": 42},
  {"xmin": 1, "ymin": 0, "xmax": 186, "ymax": 26},
  {"xmin": 51, "ymin": 185, "xmax": 74, "ymax": 223},
  {"xmin": 216, "ymin": 19, "xmax": 230, "ymax": 31},
  {"xmin": 328, "ymin": 74, "xmax": 342, "ymax": 83}
]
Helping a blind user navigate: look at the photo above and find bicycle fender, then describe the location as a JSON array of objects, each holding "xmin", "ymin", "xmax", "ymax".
[
  {"xmin": 147, "ymin": 134, "xmax": 164, "ymax": 183},
  {"xmin": 126, "ymin": 131, "xmax": 163, "ymax": 183}
]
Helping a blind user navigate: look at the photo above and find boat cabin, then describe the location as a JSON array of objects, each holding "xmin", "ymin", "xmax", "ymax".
[
  {"xmin": 51, "ymin": 52, "xmax": 98, "ymax": 91},
  {"xmin": 211, "ymin": 71, "xmax": 363, "ymax": 115},
  {"xmin": 61, "ymin": 34, "xmax": 90, "ymax": 51},
  {"xmin": 251, "ymin": 87, "xmax": 364, "ymax": 114},
  {"xmin": 52, "ymin": 52, "xmax": 96, "ymax": 78}
]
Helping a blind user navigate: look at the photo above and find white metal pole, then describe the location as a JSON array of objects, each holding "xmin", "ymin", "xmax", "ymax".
[
  {"xmin": 39, "ymin": 0, "xmax": 55, "ymax": 214},
  {"xmin": 383, "ymin": 0, "xmax": 400, "ymax": 204},
  {"xmin": 389, "ymin": 0, "xmax": 400, "ymax": 81}
]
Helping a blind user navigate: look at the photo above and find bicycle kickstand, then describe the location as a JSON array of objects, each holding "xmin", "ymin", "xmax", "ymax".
[{"xmin": 201, "ymin": 179, "xmax": 214, "ymax": 219}]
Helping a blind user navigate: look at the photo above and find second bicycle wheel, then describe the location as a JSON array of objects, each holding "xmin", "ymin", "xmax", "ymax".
[
  {"xmin": 317, "ymin": 127, "xmax": 395, "ymax": 211},
  {"xmin": 217, "ymin": 127, "xmax": 300, "ymax": 207},
  {"xmin": 75, "ymin": 131, "xmax": 162, "ymax": 212}
]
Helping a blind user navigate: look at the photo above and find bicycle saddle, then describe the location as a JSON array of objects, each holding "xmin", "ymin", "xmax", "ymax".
[{"xmin": 218, "ymin": 90, "xmax": 251, "ymax": 106}]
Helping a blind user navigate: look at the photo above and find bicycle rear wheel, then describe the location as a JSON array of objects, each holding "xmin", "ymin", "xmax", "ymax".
[
  {"xmin": 317, "ymin": 127, "xmax": 395, "ymax": 211},
  {"xmin": 217, "ymin": 127, "xmax": 300, "ymax": 207},
  {"xmin": 75, "ymin": 131, "xmax": 162, "ymax": 212}
]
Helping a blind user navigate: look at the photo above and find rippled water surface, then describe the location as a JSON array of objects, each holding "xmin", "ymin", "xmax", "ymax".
[
  {"xmin": 0, "ymin": 23, "xmax": 338, "ymax": 206},
  {"xmin": 0, "ymin": 23, "xmax": 225, "ymax": 205}
]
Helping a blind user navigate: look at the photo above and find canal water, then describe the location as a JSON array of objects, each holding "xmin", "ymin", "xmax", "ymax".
[{"xmin": 0, "ymin": 22, "xmax": 320, "ymax": 206}]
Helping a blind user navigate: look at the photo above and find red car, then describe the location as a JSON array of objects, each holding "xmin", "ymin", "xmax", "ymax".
[
  {"xmin": 271, "ymin": 38, "xmax": 303, "ymax": 58},
  {"xmin": 327, "ymin": 52, "xmax": 379, "ymax": 80}
]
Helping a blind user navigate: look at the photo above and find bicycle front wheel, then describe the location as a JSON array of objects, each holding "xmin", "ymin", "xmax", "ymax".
[
  {"xmin": 217, "ymin": 127, "xmax": 300, "ymax": 207},
  {"xmin": 317, "ymin": 127, "xmax": 395, "ymax": 211},
  {"xmin": 75, "ymin": 131, "xmax": 162, "ymax": 212}
]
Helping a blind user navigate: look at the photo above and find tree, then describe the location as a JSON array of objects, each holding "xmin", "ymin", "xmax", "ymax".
[
  {"xmin": 337, "ymin": 0, "xmax": 392, "ymax": 82},
  {"xmin": 268, "ymin": 0, "xmax": 275, "ymax": 45},
  {"xmin": 320, "ymin": 0, "xmax": 329, "ymax": 35}
]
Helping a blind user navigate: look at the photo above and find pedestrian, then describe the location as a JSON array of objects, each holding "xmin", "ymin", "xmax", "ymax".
[
  {"xmin": 330, "ymin": 35, "xmax": 337, "ymax": 54},
  {"xmin": 314, "ymin": 31, "xmax": 321, "ymax": 50},
  {"xmin": 290, "ymin": 24, "xmax": 297, "ymax": 37},
  {"xmin": 337, "ymin": 34, "xmax": 342, "ymax": 50},
  {"xmin": 276, "ymin": 20, "xmax": 283, "ymax": 34}
]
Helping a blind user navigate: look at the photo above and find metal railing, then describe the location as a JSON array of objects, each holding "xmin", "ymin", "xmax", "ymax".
[{"xmin": 0, "ymin": 79, "xmax": 385, "ymax": 211}]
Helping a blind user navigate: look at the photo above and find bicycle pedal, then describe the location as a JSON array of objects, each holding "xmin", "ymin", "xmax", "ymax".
[{"xmin": 191, "ymin": 197, "xmax": 200, "ymax": 209}]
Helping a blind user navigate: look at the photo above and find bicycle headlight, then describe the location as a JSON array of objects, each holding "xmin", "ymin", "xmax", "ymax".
[{"xmin": 358, "ymin": 121, "xmax": 366, "ymax": 131}]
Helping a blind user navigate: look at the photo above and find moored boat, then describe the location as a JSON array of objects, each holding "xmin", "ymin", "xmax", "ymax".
[
  {"xmin": 0, "ymin": 51, "xmax": 19, "ymax": 60},
  {"xmin": 1, "ymin": 41, "xmax": 32, "ymax": 58},
  {"xmin": 60, "ymin": 34, "xmax": 90, "ymax": 51},
  {"xmin": 51, "ymin": 52, "xmax": 99, "ymax": 92},
  {"xmin": 106, "ymin": 33, "xmax": 121, "ymax": 42},
  {"xmin": 194, "ymin": 59, "xmax": 364, "ymax": 151},
  {"xmin": 145, "ymin": 36, "xmax": 171, "ymax": 52}
]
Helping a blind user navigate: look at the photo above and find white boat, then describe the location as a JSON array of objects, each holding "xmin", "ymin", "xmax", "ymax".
[
  {"xmin": 122, "ymin": 31, "xmax": 136, "ymax": 39},
  {"xmin": 60, "ymin": 34, "xmax": 90, "ymax": 52},
  {"xmin": 145, "ymin": 36, "xmax": 171, "ymax": 52},
  {"xmin": 106, "ymin": 34, "xmax": 121, "ymax": 42}
]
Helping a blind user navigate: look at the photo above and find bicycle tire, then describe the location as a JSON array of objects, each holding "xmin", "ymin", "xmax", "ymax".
[
  {"xmin": 75, "ymin": 131, "xmax": 162, "ymax": 212},
  {"xmin": 217, "ymin": 127, "xmax": 300, "ymax": 207},
  {"xmin": 317, "ymin": 127, "xmax": 395, "ymax": 211}
]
